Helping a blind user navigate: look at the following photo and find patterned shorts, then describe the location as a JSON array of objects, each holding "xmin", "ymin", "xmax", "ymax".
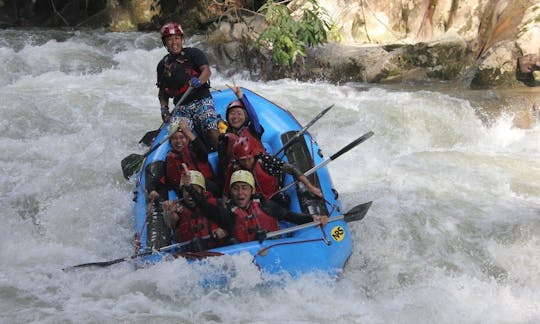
[{"xmin": 173, "ymin": 96, "xmax": 218, "ymax": 133}]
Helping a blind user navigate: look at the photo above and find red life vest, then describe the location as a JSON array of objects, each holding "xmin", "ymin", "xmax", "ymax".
[
  {"xmin": 172, "ymin": 194, "xmax": 220, "ymax": 246},
  {"xmin": 223, "ymin": 128, "xmax": 265, "ymax": 163},
  {"xmin": 231, "ymin": 198, "xmax": 279, "ymax": 243},
  {"xmin": 235, "ymin": 127, "xmax": 265, "ymax": 155},
  {"xmin": 251, "ymin": 161, "xmax": 279, "ymax": 200},
  {"xmin": 166, "ymin": 148, "xmax": 214, "ymax": 189}
]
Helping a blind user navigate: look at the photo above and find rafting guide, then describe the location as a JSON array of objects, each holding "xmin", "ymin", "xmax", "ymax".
[{"xmin": 157, "ymin": 21, "xmax": 220, "ymax": 149}]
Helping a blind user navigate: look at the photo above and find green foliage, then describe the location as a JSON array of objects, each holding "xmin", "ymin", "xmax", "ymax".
[{"xmin": 255, "ymin": 0, "xmax": 335, "ymax": 67}]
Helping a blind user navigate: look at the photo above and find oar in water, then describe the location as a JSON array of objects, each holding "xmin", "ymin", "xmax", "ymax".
[
  {"xmin": 120, "ymin": 88, "xmax": 193, "ymax": 179},
  {"xmin": 270, "ymin": 130, "xmax": 374, "ymax": 198},
  {"xmin": 63, "ymin": 239, "xmax": 193, "ymax": 271},
  {"xmin": 138, "ymin": 86, "xmax": 194, "ymax": 147},
  {"xmin": 272, "ymin": 104, "xmax": 334, "ymax": 157}
]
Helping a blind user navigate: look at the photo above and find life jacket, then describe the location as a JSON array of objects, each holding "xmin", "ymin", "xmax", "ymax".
[
  {"xmin": 222, "ymin": 132, "xmax": 238, "ymax": 161},
  {"xmin": 231, "ymin": 198, "xmax": 279, "ymax": 243},
  {"xmin": 172, "ymin": 193, "xmax": 221, "ymax": 247},
  {"xmin": 166, "ymin": 148, "xmax": 214, "ymax": 190},
  {"xmin": 234, "ymin": 127, "xmax": 265, "ymax": 155},
  {"xmin": 159, "ymin": 51, "xmax": 201, "ymax": 98},
  {"xmin": 251, "ymin": 161, "xmax": 279, "ymax": 200}
]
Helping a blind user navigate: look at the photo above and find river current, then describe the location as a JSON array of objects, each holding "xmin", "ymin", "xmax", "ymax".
[{"xmin": 0, "ymin": 29, "xmax": 538, "ymax": 323}]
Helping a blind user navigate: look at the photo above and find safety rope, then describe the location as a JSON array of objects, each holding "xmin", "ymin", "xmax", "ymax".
[
  {"xmin": 256, "ymin": 236, "xmax": 327, "ymax": 256},
  {"xmin": 173, "ymin": 251, "xmax": 224, "ymax": 260}
]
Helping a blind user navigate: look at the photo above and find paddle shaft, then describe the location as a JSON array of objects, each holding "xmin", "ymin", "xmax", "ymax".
[
  {"xmin": 121, "ymin": 87, "xmax": 194, "ymax": 178},
  {"xmin": 139, "ymin": 87, "xmax": 194, "ymax": 146},
  {"xmin": 64, "ymin": 201, "xmax": 372, "ymax": 269},
  {"xmin": 273, "ymin": 131, "xmax": 374, "ymax": 196},
  {"xmin": 272, "ymin": 105, "xmax": 334, "ymax": 157},
  {"xmin": 64, "ymin": 237, "xmax": 200, "ymax": 270},
  {"xmin": 143, "ymin": 87, "xmax": 194, "ymax": 155},
  {"xmin": 265, "ymin": 201, "xmax": 372, "ymax": 239}
]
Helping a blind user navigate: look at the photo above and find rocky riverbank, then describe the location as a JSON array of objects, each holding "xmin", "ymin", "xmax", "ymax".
[
  {"xmin": 200, "ymin": 0, "xmax": 540, "ymax": 128},
  {"xmin": 1, "ymin": 0, "xmax": 538, "ymax": 127}
]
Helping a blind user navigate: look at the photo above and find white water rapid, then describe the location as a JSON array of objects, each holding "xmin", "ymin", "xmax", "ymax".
[{"xmin": 1, "ymin": 29, "xmax": 539, "ymax": 323}]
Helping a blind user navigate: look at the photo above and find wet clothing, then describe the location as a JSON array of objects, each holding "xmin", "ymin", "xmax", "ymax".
[{"xmin": 225, "ymin": 194, "xmax": 313, "ymax": 243}]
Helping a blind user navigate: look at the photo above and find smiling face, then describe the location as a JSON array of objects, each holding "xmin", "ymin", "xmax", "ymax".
[
  {"xmin": 227, "ymin": 107, "xmax": 247, "ymax": 130},
  {"xmin": 181, "ymin": 184, "xmax": 203, "ymax": 208},
  {"xmin": 164, "ymin": 34, "xmax": 182, "ymax": 55},
  {"xmin": 170, "ymin": 131, "xmax": 189, "ymax": 153},
  {"xmin": 230, "ymin": 181, "xmax": 253, "ymax": 209}
]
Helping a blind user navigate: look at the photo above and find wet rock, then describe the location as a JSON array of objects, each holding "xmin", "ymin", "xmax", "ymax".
[
  {"xmin": 517, "ymin": 54, "xmax": 540, "ymax": 86},
  {"xmin": 471, "ymin": 41, "xmax": 523, "ymax": 89}
]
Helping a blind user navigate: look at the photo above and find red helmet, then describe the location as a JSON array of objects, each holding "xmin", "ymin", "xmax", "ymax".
[
  {"xmin": 227, "ymin": 100, "xmax": 244, "ymax": 110},
  {"xmin": 233, "ymin": 136, "xmax": 256, "ymax": 160},
  {"xmin": 226, "ymin": 99, "xmax": 247, "ymax": 123},
  {"xmin": 160, "ymin": 22, "xmax": 183, "ymax": 40}
]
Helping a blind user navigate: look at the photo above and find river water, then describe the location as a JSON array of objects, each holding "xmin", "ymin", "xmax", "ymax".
[{"xmin": 0, "ymin": 29, "xmax": 538, "ymax": 323}]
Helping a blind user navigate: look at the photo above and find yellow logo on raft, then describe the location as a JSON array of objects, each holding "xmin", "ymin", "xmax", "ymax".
[{"xmin": 330, "ymin": 225, "xmax": 345, "ymax": 242}]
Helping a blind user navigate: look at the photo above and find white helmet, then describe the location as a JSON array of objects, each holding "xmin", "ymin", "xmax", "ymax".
[
  {"xmin": 183, "ymin": 170, "xmax": 206, "ymax": 190},
  {"xmin": 168, "ymin": 116, "xmax": 193, "ymax": 136},
  {"xmin": 229, "ymin": 170, "xmax": 255, "ymax": 189}
]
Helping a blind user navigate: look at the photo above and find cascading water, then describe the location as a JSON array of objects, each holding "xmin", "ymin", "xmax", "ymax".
[{"xmin": 0, "ymin": 29, "xmax": 538, "ymax": 323}]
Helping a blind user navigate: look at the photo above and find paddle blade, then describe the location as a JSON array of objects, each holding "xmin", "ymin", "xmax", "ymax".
[
  {"xmin": 344, "ymin": 201, "xmax": 373, "ymax": 222},
  {"xmin": 121, "ymin": 153, "xmax": 144, "ymax": 179},
  {"xmin": 139, "ymin": 129, "xmax": 160, "ymax": 147},
  {"xmin": 63, "ymin": 257, "xmax": 128, "ymax": 271}
]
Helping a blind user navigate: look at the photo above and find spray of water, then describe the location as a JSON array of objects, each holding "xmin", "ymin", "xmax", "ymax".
[{"xmin": 1, "ymin": 29, "xmax": 538, "ymax": 323}]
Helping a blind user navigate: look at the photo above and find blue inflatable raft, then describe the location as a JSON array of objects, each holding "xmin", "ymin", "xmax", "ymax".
[{"xmin": 131, "ymin": 88, "xmax": 372, "ymax": 279}]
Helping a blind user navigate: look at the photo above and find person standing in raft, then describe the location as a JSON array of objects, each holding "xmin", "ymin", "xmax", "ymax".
[
  {"xmin": 222, "ymin": 136, "xmax": 323, "ymax": 205},
  {"xmin": 162, "ymin": 169, "xmax": 229, "ymax": 251},
  {"xmin": 217, "ymin": 84, "xmax": 266, "ymax": 186},
  {"xmin": 157, "ymin": 21, "xmax": 220, "ymax": 149},
  {"xmin": 225, "ymin": 170, "xmax": 328, "ymax": 243},
  {"xmin": 147, "ymin": 117, "xmax": 220, "ymax": 201}
]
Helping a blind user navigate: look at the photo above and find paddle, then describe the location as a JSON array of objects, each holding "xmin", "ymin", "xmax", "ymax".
[
  {"xmin": 139, "ymin": 87, "xmax": 194, "ymax": 146},
  {"xmin": 64, "ymin": 202, "xmax": 373, "ymax": 269},
  {"xmin": 272, "ymin": 104, "xmax": 334, "ymax": 157},
  {"xmin": 62, "ymin": 239, "xmax": 195, "ymax": 270},
  {"xmin": 260, "ymin": 201, "xmax": 373, "ymax": 243},
  {"xmin": 270, "ymin": 130, "xmax": 374, "ymax": 198},
  {"xmin": 121, "ymin": 124, "xmax": 178, "ymax": 179},
  {"xmin": 120, "ymin": 88, "xmax": 194, "ymax": 179}
]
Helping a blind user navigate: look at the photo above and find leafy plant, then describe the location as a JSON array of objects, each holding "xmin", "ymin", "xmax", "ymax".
[{"xmin": 255, "ymin": 0, "xmax": 336, "ymax": 67}]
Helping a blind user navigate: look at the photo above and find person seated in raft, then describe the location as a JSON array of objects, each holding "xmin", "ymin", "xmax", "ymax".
[
  {"xmin": 162, "ymin": 169, "xmax": 230, "ymax": 251},
  {"xmin": 225, "ymin": 170, "xmax": 328, "ymax": 243},
  {"xmin": 217, "ymin": 84, "xmax": 266, "ymax": 186},
  {"xmin": 222, "ymin": 136, "xmax": 323, "ymax": 206},
  {"xmin": 148, "ymin": 117, "xmax": 220, "ymax": 201}
]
